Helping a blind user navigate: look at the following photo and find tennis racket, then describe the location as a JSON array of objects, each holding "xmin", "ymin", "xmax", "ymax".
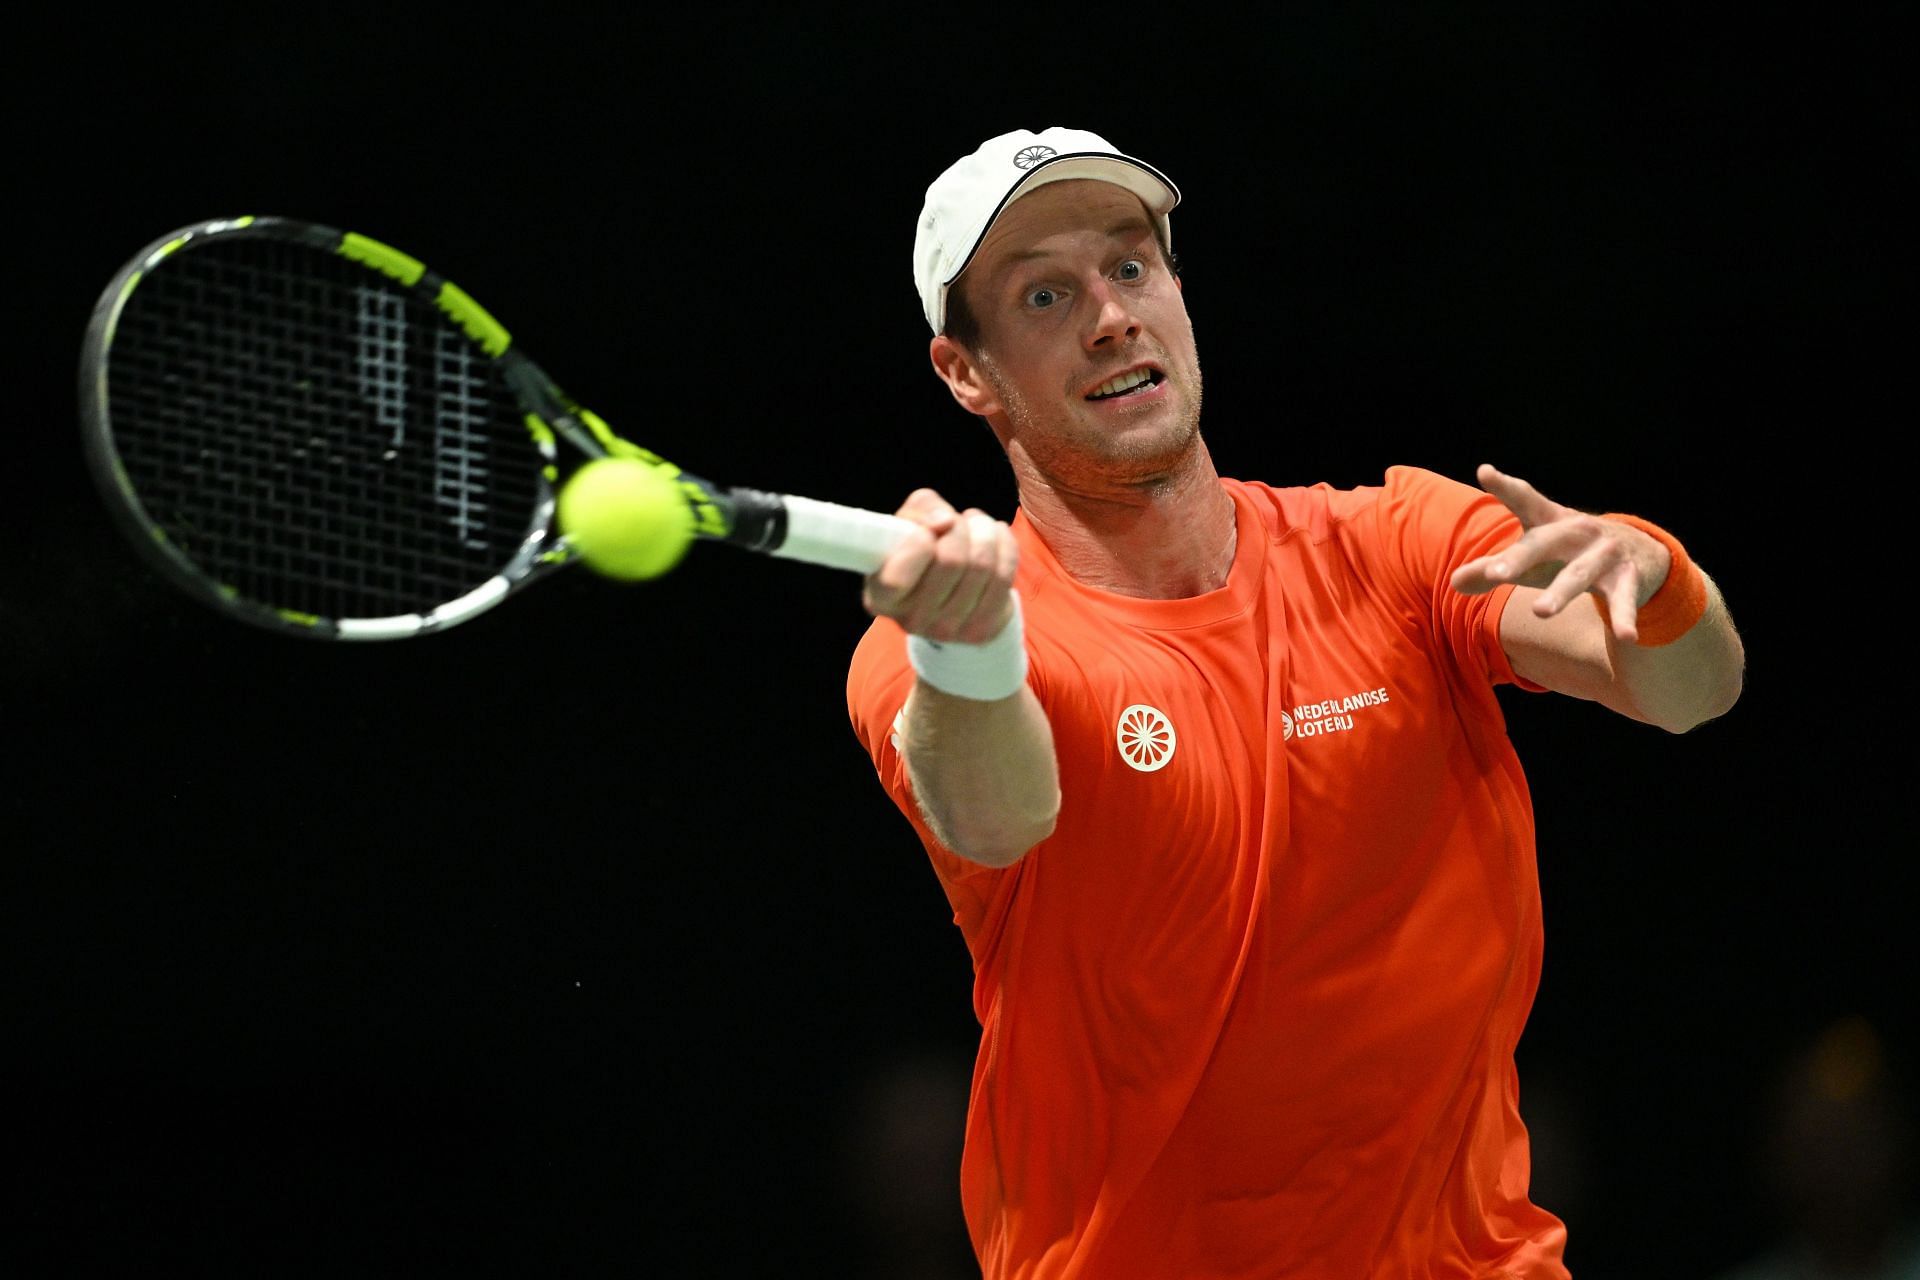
[{"xmin": 79, "ymin": 216, "xmax": 917, "ymax": 640}]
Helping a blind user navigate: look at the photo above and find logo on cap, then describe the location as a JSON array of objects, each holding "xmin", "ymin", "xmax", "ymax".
[{"xmin": 1013, "ymin": 145, "xmax": 1057, "ymax": 170}]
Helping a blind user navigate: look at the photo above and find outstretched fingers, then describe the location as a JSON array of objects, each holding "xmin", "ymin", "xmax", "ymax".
[
  {"xmin": 1453, "ymin": 519, "xmax": 1570, "ymax": 595},
  {"xmin": 1476, "ymin": 464, "xmax": 1566, "ymax": 529},
  {"xmin": 1456, "ymin": 466, "xmax": 1668, "ymax": 644},
  {"xmin": 1529, "ymin": 534, "xmax": 1620, "ymax": 617},
  {"xmin": 1454, "ymin": 464, "xmax": 1569, "ymax": 594},
  {"xmin": 1593, "ymin": 561, "xmax": 1642, "ymax": 644}
]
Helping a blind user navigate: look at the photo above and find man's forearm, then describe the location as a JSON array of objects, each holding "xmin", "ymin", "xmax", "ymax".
[
  {"xmin": 1613, "ymin": 573, "xmax": 1745, "ymax": 733},
  {"xmin": 901, "ymin": 681, "xmax": 1060, "ymax": 867}
]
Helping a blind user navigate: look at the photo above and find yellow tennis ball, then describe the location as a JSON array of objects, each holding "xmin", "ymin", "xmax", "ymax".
[{"xmin": 557, "ymin": 458, "xmax": 695, "ymax": 582}]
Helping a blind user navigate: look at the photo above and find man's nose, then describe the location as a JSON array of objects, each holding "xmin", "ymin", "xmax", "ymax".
[{"xmin": 1085, "ymin": 281, "xmax": 1141, "ymax": 349}]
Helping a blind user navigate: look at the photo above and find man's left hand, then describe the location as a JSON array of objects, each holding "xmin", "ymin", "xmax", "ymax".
[{"xmin": 1449, "ymin": 463, "xmax": 1670, "ymax": 645}]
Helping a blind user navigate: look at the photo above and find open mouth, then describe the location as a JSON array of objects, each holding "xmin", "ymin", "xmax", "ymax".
[{"xmin": 1085, "ymin": 368, "xmax": 1165, "ymax": 401}]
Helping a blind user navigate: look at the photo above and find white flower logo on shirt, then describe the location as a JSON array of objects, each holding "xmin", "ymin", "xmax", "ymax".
[{"xmin": 1116, "ymin": 704, "xmax": 1176, "ymax": 772}]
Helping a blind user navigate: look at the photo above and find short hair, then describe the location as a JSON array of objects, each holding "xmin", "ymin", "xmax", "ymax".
[{"xmin": 942, "ymin": 277, "xmax": 982, "ymax": 349}]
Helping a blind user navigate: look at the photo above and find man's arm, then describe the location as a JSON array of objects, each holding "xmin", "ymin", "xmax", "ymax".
[
  {"xmin": 897, "ymin": 682, "xmax": 1059, "ymax": 866},
  {"xmin": 1450, "ymin": 465, "xmax": 1745, "ymax": 734},
  {"xmin": 864, "ymin": 489, "xmax": 1060, "ymax": 866}
]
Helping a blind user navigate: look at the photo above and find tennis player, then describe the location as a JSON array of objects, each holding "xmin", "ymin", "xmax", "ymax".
[{"xmin": 847, "ymin": 126, "xmax": 1745, "ymax": 1278}]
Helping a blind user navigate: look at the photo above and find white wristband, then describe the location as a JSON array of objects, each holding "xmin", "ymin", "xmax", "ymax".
[{"xmin": 907, "ymin": 589, "xmax": 1029, "ymax": 701}]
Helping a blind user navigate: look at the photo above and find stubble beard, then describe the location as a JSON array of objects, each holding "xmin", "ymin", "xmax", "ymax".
[{"xmin": 984, "ymin": 349, "xmax": 1206, "ymax": 494}]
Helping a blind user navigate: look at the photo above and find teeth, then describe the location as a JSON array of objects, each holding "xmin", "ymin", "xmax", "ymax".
[{"xmin": 1091, "ymin": 368, "xmax": 1153, "ymax": 398}]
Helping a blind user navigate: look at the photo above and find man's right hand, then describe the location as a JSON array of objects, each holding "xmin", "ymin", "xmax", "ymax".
[{"xmin": 862, "ymin": 488, "xmax": 1019, "ymax": 644}]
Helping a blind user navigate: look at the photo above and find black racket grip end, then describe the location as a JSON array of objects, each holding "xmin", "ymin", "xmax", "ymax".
[{"xmin": 723, "ymin": 486, "xmax": 789, "ymax": 553}]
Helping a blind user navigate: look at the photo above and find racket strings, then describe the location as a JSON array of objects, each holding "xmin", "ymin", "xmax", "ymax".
[{"xmin": 107, "ymin": 238, "xmax": 543, "ymax": 620}]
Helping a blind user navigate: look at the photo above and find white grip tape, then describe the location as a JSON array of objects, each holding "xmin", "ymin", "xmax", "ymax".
[
  {"xmin": 907, "ymin": 589, "xmax": 1028, "ymax": 701},
  {"xmin": 771, "ymin": 495, "xmax": 919, "ymax": 574}
]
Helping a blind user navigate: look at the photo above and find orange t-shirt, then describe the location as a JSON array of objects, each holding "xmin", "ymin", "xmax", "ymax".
[{"xmin": 846, "ymin": 466, "xmax": 1569, "ymax": 1279}]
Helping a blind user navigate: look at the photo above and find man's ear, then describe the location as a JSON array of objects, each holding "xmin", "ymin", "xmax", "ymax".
[{"xmin": 930, "ymin": 335, "xmax": 1003, "ymax": 418}]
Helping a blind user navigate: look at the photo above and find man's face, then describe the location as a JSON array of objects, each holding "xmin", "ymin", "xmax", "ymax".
[{"xmin": 946, "ymin": 179, "xmax": 1203, "ymax": 492}]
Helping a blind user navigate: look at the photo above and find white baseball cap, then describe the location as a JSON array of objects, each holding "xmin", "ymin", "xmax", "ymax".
[{"xmin": 913, "ymin": 126, "xmax": 1180, "ymax": 334}]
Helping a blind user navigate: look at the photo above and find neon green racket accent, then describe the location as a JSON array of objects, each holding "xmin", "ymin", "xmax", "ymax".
[
  {"xmin": 521, "ymin": 414, "xmax": 561, "ymax": 481},
  {"xmin": 578, "ymin": 408, "xmax": 673, "ymax": 470},
  {"xmin": 339, "ymin": 233, "xmax": 427, "ymax": 286},
  {"xmin": 557, "ymin": 408, "xmax": 722, "ymax": 535},
  {"xmin": 435, "ymin": 282, "xmax": 510, "ymax": 356},
  {"xmin": 678, "ymin": 479, "xmax": 728, "ymax": 536},
  {"xmin": 564, "ymin": 408, "xmax": 724, "ymax": 533},
  {"xmin": 275, "ymin": 608, "xmax": 321, "ymax": 627},
  {"xmin": 575, "ymin": 407, "xmax": 624, "ymax": 451}
]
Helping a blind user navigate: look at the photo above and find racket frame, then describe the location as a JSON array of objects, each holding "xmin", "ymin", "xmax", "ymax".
[{"xmin": 80, "ymin": 216, "xmax": 915, "ymax": 640}]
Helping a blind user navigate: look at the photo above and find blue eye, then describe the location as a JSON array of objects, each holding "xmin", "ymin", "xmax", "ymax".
[
  {"xmin": 1027, "ymin": 287, "xmax": 1058, "ymax": 309},
  {"xmin": 1117, "ymin": 259, "xmax": 1145, "ymax": 281}
]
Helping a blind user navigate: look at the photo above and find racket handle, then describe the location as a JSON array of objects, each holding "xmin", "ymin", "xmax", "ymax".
[{"xmin": 764, "ymin": 494, "xmax": 919, "ymax": 574}]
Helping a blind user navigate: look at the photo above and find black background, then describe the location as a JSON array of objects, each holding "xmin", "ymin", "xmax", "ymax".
[{"xmin": 8, "ymin": 8, "xmax": 1910, "ymax": 1276}]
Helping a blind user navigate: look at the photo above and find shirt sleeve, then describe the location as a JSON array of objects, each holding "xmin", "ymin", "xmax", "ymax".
[{"xmin": 1371, "ymin": 465, "xmax": 1548, "ymax": 693}]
